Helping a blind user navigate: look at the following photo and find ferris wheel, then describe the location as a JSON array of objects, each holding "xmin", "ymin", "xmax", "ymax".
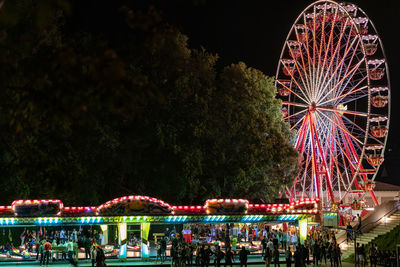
[{"xmin": 275, "ymin": 0, "xmax": 390, "ymax": 210}]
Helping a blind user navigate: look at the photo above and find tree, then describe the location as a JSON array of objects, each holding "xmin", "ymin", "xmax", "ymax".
[{"xmin": 0, "ymin": 2, "xmax": 298, "ymax": 206}]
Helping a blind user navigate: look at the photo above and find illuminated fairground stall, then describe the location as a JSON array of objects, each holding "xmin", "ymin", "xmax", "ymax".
[{"xmin": 0, "ymin": 196, "xmax": 319, "ymax": 262}]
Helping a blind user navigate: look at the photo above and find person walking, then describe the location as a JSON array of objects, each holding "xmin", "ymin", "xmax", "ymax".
[{"xmin": 239, "ymin": 246, "xmax": 249, "ymax": 267}]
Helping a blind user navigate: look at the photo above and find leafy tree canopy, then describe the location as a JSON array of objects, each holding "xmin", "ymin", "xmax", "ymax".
[{"xmin": 0, "ymin": 1, "xmax": 298, "ymax": 206}]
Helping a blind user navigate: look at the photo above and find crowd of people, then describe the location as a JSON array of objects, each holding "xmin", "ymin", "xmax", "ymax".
[
  {"xmin": 0, "ymin": 227, "xmax": 106, "ymax": 266},
  {"xmin": 1, "ymin": 222, "xmax": 398, "ymax": 266},
  {"xmin": 153, "ymin": 224, "xmax": 346, "ymax": 267},
  {"xmin": 354, "ymin": 243, "xmax": 397, "ymax": 267}
]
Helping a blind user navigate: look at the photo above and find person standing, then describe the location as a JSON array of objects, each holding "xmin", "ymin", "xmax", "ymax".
[
  {"xmin": 357, "ymin": 214, "xmax": 362, "ymax": 234},
  {"xmin": 359, "ymin": 244, "xmax": 366, "ymax": 267},
  {"xmin": 346, "ymin": 222, "xmax": 353, "ymax": 243},
  {"xmin": 67, "ymin": 239, "xmax": 77, "ymax": 267},
  {"xmin": 369, "ymin": 243, "xmax": 377, "ymax": 267},
  {"xmin": 294, "ymin": 247, "xmax": 301, "ymax": 267},
  {"xmin": 313, "ymin": 241, "xmax": 320, "ymax": 266},
  {"xmin": 84, "ymin": 236, "xmax": 91, "ymax": 259},
  {"xmin": 38, "ymin": 240, "xmax": 45, "ymax": 266},
  {"xmin": 282, "ymin": 232, "xmax": 287, "ymax": 250},
  {"xmin": 160, "ymin": 237, "xmax": 167, "ymax": 262},
  {"xmin": 335, "ymin": 244, "xmax": 342, "ymax": 267},
  {"xmin": 239, "ymin": 246, "xmax": 249, "ymax": 267},
  {"xmin": 215, "ymin": 245, "xmax": 225, "ymax": 267},
  {"xmin": 90, "ymin": 244, "xmax": 97, "ymax": 267},
  {"xmin": 264, "ymin": 245, "xmax": 272, "ymax": 267},
  {"xmin": 261, "ymin": 237, "xmax": 267, "ymax": 258},
  {"xmin": 273, "ymin": 247, "xmax": 280, "ymax": 267},
  {"xmin": 355, "ymin": 243, "xmax": 360, "ymax": 267},
  {"xmin": 43, "ymin": 239, "xmax": 52, "ymax": 266},
  {"xmin": 96, "ymin": 246, "xmax": 105, "ymax": 267},
  {"xmin": 232, "ymin": 236, "xmax": 238, "ymax": 257},
  {"xmin": 225, "ymin": 247, "xmax": 234, "ymax": 267},
  {"xmin": 225, "ymin": 234, "xmax": 231, "ymax": 252},
  {"xmin": 285, "ymin": 248, "xmax": 291, "ymax": 267}
]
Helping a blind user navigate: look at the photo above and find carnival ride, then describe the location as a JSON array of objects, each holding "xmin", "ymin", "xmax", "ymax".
[{"xmin": 275, "ymin": 1, "xmax": 390, "ymax": 212}]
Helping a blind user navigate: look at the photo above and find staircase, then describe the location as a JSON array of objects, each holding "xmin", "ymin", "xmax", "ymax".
[{"xmin": 341, "ymin": 210, "xmax": 400, "ymax": 260}]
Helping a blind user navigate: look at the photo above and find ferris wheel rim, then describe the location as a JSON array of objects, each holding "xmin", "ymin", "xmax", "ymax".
[{"xmin": 274, "ymin": 0, "xmax": 390, "ymax": 207}]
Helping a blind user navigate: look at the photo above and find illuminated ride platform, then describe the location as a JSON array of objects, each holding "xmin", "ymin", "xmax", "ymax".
[{"xmin": 0, "ymin": 196, "xmax": 319, "ymax": 226}]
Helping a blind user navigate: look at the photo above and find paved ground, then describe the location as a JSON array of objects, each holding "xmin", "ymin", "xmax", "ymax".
[{"xmin": 0, "ymin": 257, "xmax": 354, "ymax": 267}]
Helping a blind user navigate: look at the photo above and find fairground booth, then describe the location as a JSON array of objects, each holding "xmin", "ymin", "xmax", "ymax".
[{"xmin": 0, "ymin": 196, "xmax": 320, "ymax": 262}]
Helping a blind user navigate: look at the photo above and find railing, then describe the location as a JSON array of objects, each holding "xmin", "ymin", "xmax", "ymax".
[
  {"xmin": 358, "ymin": 201, "xmax": 400, "ymax": 235},
  {"xmin": 336, "ymin": 201, "xmax": 400, "ymax": 247}
]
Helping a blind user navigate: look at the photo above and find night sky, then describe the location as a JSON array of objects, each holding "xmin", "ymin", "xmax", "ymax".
[{"xmin": 68, "ymin": 0, "xmax": 399, "ymax": 185}]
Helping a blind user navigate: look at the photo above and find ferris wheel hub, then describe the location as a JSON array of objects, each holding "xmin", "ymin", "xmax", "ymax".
[{"xmin": 309, "ymin": 102, "xmax": 317, "ymax": 112}]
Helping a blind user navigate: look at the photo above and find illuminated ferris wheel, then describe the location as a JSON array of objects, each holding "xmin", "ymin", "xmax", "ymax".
[{"xmin": 275, "ymin": 0, "xmax": 390, "ymax": 210}]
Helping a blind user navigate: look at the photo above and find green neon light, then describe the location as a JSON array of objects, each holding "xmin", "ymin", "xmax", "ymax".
[{"xmin": 0, "ymin": 213, "xmax": 312, "ymax": 226}]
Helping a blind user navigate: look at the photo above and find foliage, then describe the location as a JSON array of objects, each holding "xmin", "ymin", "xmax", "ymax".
[{"xmin": 0, "ymin": 1, "xmax": 298, "ymax": 205}]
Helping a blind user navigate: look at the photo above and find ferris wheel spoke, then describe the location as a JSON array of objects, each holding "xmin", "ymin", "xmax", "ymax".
[
  {"xmin": 314, "ymin": 21, "xmax": 352, "ymax": 101},
  {"xmin": 317, "ymin": 106, "xmax": 381, "ymax": 118},
  {"xmin": 310, "ymin": 113, "xmax": 336, "ymax": 202},
  {"xmin": 281, "ymin": 101, "xmax": 309, "ymax": 108},
  {"xmin": 340, "ymin": 114, "xmax": 384, "ymax": 145},
  {"xmin": 330, "ymin": 22, "xmax": 358, "ymax": 88},
  {"xmin": 318, "ymin": 81, "xmax": 367, "ymax": 107},
  {"xmin": 294, "ymin": 28, "xmax": 313, "ymax": 92},
  {"xmin": 282, "ymin": 108, "xmax": 307, "ymax": 121},
  {"xmin": 335, "ymin": 113, "xmax": 365, "ymax": 166},
  {"xmin": 316, "ymin": 110, "xmax": 364, "ymax": 147},
  {"xmin": 281, "ymin": 57, "xmax": 312, "ymax": 101},
  {"xmin": 316, "ymin": 9, "xmax": 338, "ymax": 92},
  {"xmin": 316, "ymin": 33, "xmax": 359, "ymax": 102},
  {"xmin": 290, "ymin": 114, "xmax": 307, "ymax": 131},
  {"xmin": 302, "ymin": 14, "xmax": 315, "ymax": 100},
  {"xmin": 316, "ymin": 112, "xmax": 355, "ymax": 197},
  {"xmin": 316, "ymin": 5, "xmax": 328, "ymax": 81},
  {"xmin": 276, "ymin": 80, "xmax": 310, "ymax": 104},
  {"xmin": 335, "ymin": 123, "xmax": 365, "ymax": 194},
  {"xmin": 331, "ymin": 41, "xmax": 365, "ymax": 102},
  {"xmin": 316, "ymin": 113, "xmax": 358, "ymax": 177},
  {"xmin": 317, "ymin": 57, "xmax": 364, "ymax": 105},
  {"xmin": 295, "ymin": 114, "xmax": 310, "ymax": 151}
]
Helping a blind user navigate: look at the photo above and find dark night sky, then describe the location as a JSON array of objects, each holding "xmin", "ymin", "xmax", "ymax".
[{"xmin": 68, "ymin": 0, "xmax": 399, "ymax": 185}]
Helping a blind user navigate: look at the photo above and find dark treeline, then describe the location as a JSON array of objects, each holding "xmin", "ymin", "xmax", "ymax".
[{"xmin": 0, "ymin": 1, "xmax": 298, "ymax": 206}]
